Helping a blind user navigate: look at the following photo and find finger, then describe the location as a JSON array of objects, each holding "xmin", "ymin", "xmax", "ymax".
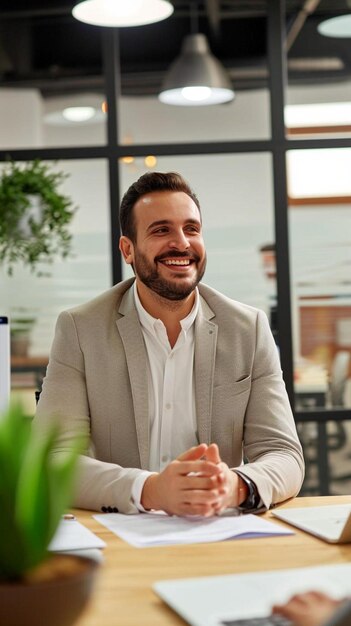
[
  {"xmin": 177, "ymin": 444, "xmax": 208, "ymax": 462},
  {"xmin": 178, "ymin": 502, "xmax": 219, "ymax": 518},
  {"xmin": 205, "ymin": 443, "xmax": 221, "ymax": 464},
  {"xmin": 181, "ymin": 475, "xmax": 224, "ymax": 490},
  {"xmin": 288, "ymin": 594, "xmax": 310, "ymax": 606},
  {"xmin": 176, "ymin": 460, "xmax": 223, "ymax": 476},
  {"xmin": 181, "ymin": 489, "xmax": 226, "ymax": 506},
  {"xmin": 306, "ymin": 591, "xmax": 333, "ymax": 601},
  {"xmin": 272, "ymin": 605, "xmax": 289, "ymax": 616}
]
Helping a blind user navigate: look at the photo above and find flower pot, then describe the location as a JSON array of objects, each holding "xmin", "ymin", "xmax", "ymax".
[
  {"xmin": 10, "ymin": 333, "xmax": 31, "ymax": 357},
  {"xmin": 0, "ymin": 554, "xmax": 99, "ymax": 626}
]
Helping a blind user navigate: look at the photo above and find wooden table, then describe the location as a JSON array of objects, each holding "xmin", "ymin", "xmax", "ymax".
[{"xmin": 75, "ymin": 496, "xmax": 351, "ymax": 626}]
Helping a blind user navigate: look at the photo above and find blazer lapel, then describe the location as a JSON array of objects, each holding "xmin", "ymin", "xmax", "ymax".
[
  {"xmin": 117, "ymin": 288, "xmax": 150, "ymax": 469},
  {"xmin": 194, "ymin": 296, "xmax": 217, "ymax": 445}
]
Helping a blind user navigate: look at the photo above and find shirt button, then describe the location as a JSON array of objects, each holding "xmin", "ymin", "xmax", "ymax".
[{"xmin": 165, "ymin": 403, "xmax": 171, "ymax": 410}]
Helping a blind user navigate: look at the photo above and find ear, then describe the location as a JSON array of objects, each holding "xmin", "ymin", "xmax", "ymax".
[{"xmin": 119, "ymin": 236, "xmax": 134, "ymax": 265}]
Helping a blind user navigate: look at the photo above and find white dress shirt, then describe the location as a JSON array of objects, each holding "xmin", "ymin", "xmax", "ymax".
[{"xmin": 131, "ymin": 282, "xmax": 199, "ymax": 510}]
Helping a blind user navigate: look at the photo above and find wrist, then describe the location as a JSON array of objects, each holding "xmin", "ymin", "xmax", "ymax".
[
  {"xmin": 140, "ymin": 474, "xmax": 160, "ymax": 511},
  {"xmin": 237, "ymin": 476, "xmax": 249, "ymax": 505},
  {"xmin": 235, "ymin": 472, "xmax": 260, "ymax": 510}
]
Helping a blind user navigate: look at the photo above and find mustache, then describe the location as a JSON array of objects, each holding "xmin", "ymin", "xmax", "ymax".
[{"xmin": 155, "ymin": 251, "xmax": 201, "ymax": 263}]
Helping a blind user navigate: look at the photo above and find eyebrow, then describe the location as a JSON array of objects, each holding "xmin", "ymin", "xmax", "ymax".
[{"xmin": 146, "ymin": 218, "xmax": 201, "ymax": 232}]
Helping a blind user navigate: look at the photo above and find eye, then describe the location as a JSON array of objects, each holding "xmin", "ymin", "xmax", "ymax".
[
  {"xmin": 185, "ymin": 224, "xmax": 200, "ymax": 233},
  {"xmin": 152, "ymin": 227, "xmax": 169, "ymax": 234}
]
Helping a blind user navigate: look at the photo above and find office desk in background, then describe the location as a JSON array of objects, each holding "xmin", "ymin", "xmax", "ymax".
[
  {"xmin": 294, "ymin": 361, "xmax": 329, "ymax": 408},
  {"xmin": 74, "ymin": 495, "xmax": 351, "ymax": 626},
  {"xmin": 11, "ymin": 355, "xmax": 48, "ymax": 387},
  {"xmin": 10, "ymin": 355, "xmax": 48, "ymax": 416}
]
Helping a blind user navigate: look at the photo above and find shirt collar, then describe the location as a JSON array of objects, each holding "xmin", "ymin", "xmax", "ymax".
[{"xmin": 133, "ymin": 281, "xmax": 199, "ymax": 334}]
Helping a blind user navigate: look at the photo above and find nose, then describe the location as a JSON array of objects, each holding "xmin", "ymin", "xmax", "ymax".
[{"xmin": 168, "ymin": 229, "xmax": 190, "ymax": 250}]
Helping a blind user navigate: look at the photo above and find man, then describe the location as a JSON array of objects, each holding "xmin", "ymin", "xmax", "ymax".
[{"xmin": 34, "ymin": 171, "xmax": 304, "ymax": 516}]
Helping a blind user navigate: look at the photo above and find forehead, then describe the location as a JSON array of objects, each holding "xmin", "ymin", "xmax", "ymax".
[{"xmin": 133, "ymin": 191, "xmax": 201, "ymax": 229}]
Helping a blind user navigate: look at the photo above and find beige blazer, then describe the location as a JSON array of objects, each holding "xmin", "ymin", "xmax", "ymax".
[{"xmin": 34, "ymin": 278, "xmax": 304, "ymax": 513}]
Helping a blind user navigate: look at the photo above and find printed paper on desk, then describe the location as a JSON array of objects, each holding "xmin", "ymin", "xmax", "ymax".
[
  {"xmin": 49, "ymin": 519, "xmax": 106, "ymax": 552},
  {"xmin": 93, "ymin": 511, "xmax": 293, "ymax": 547}
]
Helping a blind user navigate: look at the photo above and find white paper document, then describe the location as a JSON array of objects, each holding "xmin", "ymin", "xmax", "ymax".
[
  {"xmin": 272, "ymin": 503, "xmax": 351, "ymax": 543},
  {"xmin": 94, "ymin": 511, "xmax": 293, "ymax": 547},
  {"xmin": 154, "ymin": 563, "xmax": 351, "ymax": 626},
  {"xmin": 49, "ymin": 518, "xmax": 106, "ymax": 552}
]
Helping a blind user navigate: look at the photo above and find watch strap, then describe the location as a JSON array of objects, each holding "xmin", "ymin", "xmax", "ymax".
[{"xmin": 234, "ymin": 471, "xmax": 260, "ymax": 510}]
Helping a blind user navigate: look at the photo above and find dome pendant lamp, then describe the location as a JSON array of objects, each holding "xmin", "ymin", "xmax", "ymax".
[
  {"xmin": 158, "ymin": 33, "xmax": 234, "ymax": 106},
  {"xmin": 317, "ymin": 14, "xmax": 351, "ymax": 38},
  {"xmin": 72, "ymin": 0, "xmax": 174, "ymax": 28}
]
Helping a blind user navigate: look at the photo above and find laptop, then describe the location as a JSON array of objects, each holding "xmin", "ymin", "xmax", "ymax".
[
  {"xmin": 271, "ymin": 504, "xmax": 351, "ymax": 544},
  {"xmin": 154, "ymin": 563, "xmax": 351, "ymax": 626}
]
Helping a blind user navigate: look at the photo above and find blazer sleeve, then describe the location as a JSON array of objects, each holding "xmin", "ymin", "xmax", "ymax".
[
  {"xmin": 32, "ymin": 310, "xmax": 145, "ymax": 514},
  {"xmin": 232, "ymin": 309, "xmax": 305, "ymax": 508}
]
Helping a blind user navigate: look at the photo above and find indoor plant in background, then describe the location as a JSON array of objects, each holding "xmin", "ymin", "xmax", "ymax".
[
  {"xmin": 10, "ymin": 308, "xmax": 37, "ymax": 357},
  {"xmin": 0, "ymin": 401, "xmax": 98, "ymax": 626},
  {"xmin": 0, "ymin": 159, "xmax": 76, "ymax": 276}
]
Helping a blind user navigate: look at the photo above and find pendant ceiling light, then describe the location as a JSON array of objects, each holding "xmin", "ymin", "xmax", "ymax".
[
  {"xmin": 317, "ymin": 14, "xmax": 351, "ymax": 38},
  {"xmin": 158, "ymin": 33, "xmax": 234, "ymax": 106},
  {"xmin": 72, "ymin": 0, "xmax": 173, "ymax": 27}
]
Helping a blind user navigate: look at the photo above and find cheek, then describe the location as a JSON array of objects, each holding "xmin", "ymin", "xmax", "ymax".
[
  {"xmin": 196, "ymin": 240, "xmax": 206, "ymax": 257},
  {"xmin": 136, "ymin": 245, "xmax": 157, "ymax": 264}
]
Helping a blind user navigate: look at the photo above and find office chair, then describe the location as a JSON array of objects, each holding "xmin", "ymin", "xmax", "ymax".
[
  {"xmin": 323, "ymin": 350, "xmax": 350, "ymax": 453},
  {"xmin": 299, "ymin": 350, "xmax": 351, "ymax": 495},
  {"xmin": 329, "ymin": 351, "xmax": 351, "ymax": 408},
  {"xmin": 326, "ymin": 350, "xmax": 351, "ymax": 492}
]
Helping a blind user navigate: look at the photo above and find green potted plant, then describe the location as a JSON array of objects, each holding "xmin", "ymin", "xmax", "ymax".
[
  {"xmin": 0, "ymin": 401, "xmax": 98, "ymax": 626},
  {"xmin": 0, "ymin": 160, "xmax": 76, "ymax": 276}
]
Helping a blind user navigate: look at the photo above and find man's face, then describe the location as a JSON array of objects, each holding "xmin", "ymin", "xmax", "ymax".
[{"xmin": 120, "ymin": 191, "xmax": 206, "ymax": 301}]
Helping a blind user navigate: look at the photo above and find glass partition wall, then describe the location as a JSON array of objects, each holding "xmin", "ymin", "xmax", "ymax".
[
  {"xmin": 286, "ymin": 4, "xmax": 351, "ymax": 495},
  {"xmin": 1, "ymin": 1, "xmax": 350, "ymax": 494}
]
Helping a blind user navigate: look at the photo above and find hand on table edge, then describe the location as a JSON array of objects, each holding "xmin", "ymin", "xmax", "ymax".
[{"xmin": 272, "ymin": 591, "xmax": 345, "ymax": 626}]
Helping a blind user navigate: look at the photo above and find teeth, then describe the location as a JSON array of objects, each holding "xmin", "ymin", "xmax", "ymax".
[{"xmin": 163, "ymin": 259, "xmax": 190, "ymax": 266}]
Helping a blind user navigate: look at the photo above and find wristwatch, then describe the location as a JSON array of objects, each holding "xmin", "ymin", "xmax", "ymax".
[{"xmin": 235, "ymin": 471, "xmax": 260, "ymax": 510}]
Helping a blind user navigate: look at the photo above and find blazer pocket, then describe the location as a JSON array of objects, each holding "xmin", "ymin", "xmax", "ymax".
[
  {"xmin": 214, "ymin": 374, "xmax": 251, "ymax": 395},
  {"xmin": 211, "ymin": 376, "xmax": 251, "ymax": 466}
]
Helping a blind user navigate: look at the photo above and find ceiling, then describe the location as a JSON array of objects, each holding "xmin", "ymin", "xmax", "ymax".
[{"xmin": 1, "ymin": 1, "xmax": 351, "ymax": 98}]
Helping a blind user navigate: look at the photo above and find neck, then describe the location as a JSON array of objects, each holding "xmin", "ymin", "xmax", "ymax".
[{"xmin": 136, "ymin": 280, "xmax": 195, "ymax": 347}]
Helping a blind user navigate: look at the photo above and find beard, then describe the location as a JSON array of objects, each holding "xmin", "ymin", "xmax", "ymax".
[{"xmin": 133, "ymin": 249, "xmax": 206, "ymax": 301}]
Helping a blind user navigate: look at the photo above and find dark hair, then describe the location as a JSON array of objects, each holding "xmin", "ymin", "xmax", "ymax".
[
  {"xmin": 119, "ymin": 171, "xmax": 201, "ymax": 241},
  {"xmin": 259, "ymin": 243, "xmax": 276, "ymax": 253}
]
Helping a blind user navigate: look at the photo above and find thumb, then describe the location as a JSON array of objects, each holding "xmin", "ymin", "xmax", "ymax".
[
  {"xmin": 177, "ymin": 443, "xmax": 208, "ymax": 462},
  {"xmin": 204, "ymin": 443, "xmax": 221, "ymax": 464}
]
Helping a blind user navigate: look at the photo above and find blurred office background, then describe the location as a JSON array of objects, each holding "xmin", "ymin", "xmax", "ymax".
[{"xmin": 1, "ymin": 0, "xmax": 351, "ymax": 496}]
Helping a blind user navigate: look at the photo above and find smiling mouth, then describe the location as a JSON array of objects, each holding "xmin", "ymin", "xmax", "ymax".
[{"xmin": 162, "ymin": 259, "xmax": 192, "ymax": 266}]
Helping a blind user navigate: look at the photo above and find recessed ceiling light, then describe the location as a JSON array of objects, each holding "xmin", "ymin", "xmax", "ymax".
[
  {"xmin": 62, "ymin": 106, "xmax": 96, "ymax": 122},
  {"xmin": 72, "ymin": 0, "xmax": 173, "ymax": 27}
]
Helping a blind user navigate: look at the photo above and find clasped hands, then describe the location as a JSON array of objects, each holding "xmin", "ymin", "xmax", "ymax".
[{"xmin": 141, "ymin": 443, "xmax": 248, "ymax": 517}]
